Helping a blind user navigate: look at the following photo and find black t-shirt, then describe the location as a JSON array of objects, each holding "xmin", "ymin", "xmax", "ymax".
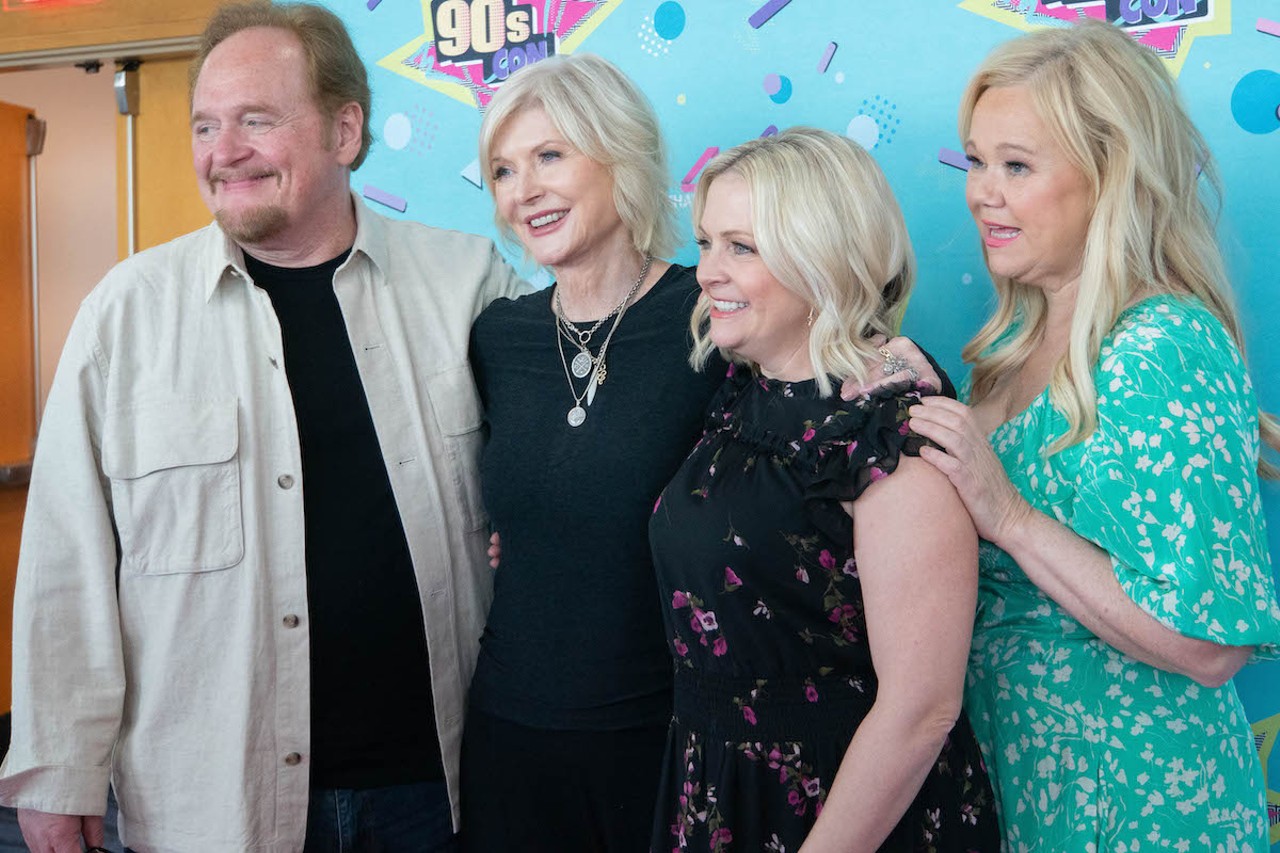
[
  {"xmin": 246, "ymin": 250, "xmax": 443, "ymax": 788},
  {"xmin": 467, "ymin": 264, "xmax": 726, "ymax": 730}
]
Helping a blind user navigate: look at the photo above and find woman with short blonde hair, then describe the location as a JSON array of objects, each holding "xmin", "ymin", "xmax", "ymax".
[
  {"xmin": 462, "ymin": 53, "xmax": 720, "ymax": 852},
  {"xmin": 649, "ymin": 127, "xmax": 998, "ymax": 851}
]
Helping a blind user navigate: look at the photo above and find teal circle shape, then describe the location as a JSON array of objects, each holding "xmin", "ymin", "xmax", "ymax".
[
  {"xmin": 1231, "ymin": 70, "xmax": 1280, "ymax": 135},
  {"xmin": 768, "ymin": 75, "xmax": 793, "ymax": 104},
  {"xmin": 653, "ymin": 2, "xmax": 686, "ymax": 40}
]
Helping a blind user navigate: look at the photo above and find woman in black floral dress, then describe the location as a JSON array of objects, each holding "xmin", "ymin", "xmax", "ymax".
[{"xmin": 648, "ymin": 128, "xmax": 998, "ymax": 852}]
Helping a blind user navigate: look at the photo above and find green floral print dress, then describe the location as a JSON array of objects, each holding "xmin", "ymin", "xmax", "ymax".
[{"xmin": 965, "ymin": 295, "xmax": 1280, "ymax": 851}]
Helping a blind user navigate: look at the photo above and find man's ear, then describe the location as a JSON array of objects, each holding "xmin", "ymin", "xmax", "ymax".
[{"xmin": 333, "ymin": 101, "xmax": 364, "ymax": 166}]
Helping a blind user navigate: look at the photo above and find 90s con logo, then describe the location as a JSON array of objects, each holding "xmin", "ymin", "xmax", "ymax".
[
  {"xmin": 430, "ymin": 0, "xmax": 556, "ymax": 84},
  {"xmin": 1049, "ymin": 0, "xmax": 1214, "ymax": 27}
]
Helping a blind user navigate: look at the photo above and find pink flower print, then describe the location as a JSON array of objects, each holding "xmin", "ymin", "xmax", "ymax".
[
  {"xmin": 724, "ymin": 567, "xmax": 743, "ymax": 590},
  {"xmin": 672, "ymin": 590, "xmax": 689, "ymax": 609},
  {"xmin": 802, "ymin": 427, "xmax": 816, "ymax": 442},
  {"xmin": 802, "ymin": 776, "xmax": 821, "ymax": 797},
  {"xmin": 690, "ymin": 614, "xmax": 703, "ymax": 634},
  {"xmin": 818, "ymin": 550, "xmax": 836, "ymax": 570},
  {"xmin": 696, "ymin": 610, "xmax": 719, "ymax": 632},
  {"xmin": 742, "ymin": 705, "xmax": 757, "ymax": 725},
  {"xmin": 726, "ymin": 362, "xmax": 737, "ymax": 377},
  {"xmin": 673, "ymin": 636, "xmax": 688, "ymax": 657},
  {"xmin": 845, "ymin": 439, "xmax": 859, "ymax": 457},
  {"xmin": 828, "ymin": 603, "xmax": 856, "ymax": 623},
  {"xmin": 805, "ymin": 684, "xmax": 819, "ymax": 703},
  {"xmin": 712, "ymin": 636, "xmax": 728, "ymax": 657},
  {"xmin": 710, "ymin": 828, "xmax": 733, "ymax": 846},
  {"xmin": 842, "ymin": 558, "xmax": 857, "ymax": 577},
  {"xmin": 795, "ymin": 566, "xmax": 810, "ymax": 583},
  {"xmin": 787, "ymin": 790, "xmax": 801, "ymax": 806},
  {"xmin": 869, "ymin": 466, "xmax": 886, "ymax": 482},
  {"xmin": 899, "ymin": 420, "xmax": 911, "ymax": 434}
]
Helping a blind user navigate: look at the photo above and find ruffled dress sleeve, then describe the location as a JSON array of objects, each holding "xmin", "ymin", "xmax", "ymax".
[
  {"xmin": 805, "ymin": 386, "xmax": 932, "ymax": 502},
  {"xmin": 1067, "ymin": 298, "xmax": 1280, "ymax": 656},
  {"xmin": 802, "ymin": 383, "xmax": 937, "ymax": 544}
]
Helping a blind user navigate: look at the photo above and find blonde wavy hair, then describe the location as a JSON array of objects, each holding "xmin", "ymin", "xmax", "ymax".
[
  {"xmin": 477, "ymin": 53, "xmax": 677, "ymax": 259},
  {"xmin": 687, "ymin": 127, "xmax": 915, "ymax": 398},
  {"xmin": 960, "ymin": 20, "xmax": 1279, "ymax": 474}
]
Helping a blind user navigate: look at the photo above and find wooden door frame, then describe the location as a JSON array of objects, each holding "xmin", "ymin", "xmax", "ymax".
[{"xmin": 0, "ymin": 35, "xmax": 198, "ymax": 73}]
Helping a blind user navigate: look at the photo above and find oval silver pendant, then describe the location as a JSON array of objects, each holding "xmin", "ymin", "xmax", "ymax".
[
  {"xmin": 571, "ymin": 350, "xmax": 593, "ymax": 379},
  {"xmin": 567, "ymin": 405, "xmax": 587, "ymax": 427}
]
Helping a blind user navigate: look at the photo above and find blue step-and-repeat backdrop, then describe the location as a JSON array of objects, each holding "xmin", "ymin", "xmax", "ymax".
[{"xmin": 317, "ymin": 0, "xmax": 1280, "ymax": 840}]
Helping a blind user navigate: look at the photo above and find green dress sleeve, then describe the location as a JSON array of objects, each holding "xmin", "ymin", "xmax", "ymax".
[{"xmin": 1068, "ymin": 297, "xmax": 1280, "ymax": 656}]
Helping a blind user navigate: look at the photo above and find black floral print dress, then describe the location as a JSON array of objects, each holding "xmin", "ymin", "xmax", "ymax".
[{"xmin": 648, "ymin": 365, "xmax": 998, "ymax": 853}]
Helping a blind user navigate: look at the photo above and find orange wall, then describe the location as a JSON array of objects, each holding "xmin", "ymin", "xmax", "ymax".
[{"xmin": 0, "ymin": 67, "xmax": 118, "ymax": 409}]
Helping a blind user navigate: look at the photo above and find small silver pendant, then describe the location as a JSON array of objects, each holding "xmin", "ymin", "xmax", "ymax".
[
  {"xmin": 571, "ymin": 350, "xmax": 593, "ymax": 379},
  {"xmin": 567, "ymin": 405, "xmax": 587, "ymax": 427}
]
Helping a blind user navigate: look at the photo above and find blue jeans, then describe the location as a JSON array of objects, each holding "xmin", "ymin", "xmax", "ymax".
[{"xmin": 303, "ymin": 780, "xmax": 458, "ymax": 852}]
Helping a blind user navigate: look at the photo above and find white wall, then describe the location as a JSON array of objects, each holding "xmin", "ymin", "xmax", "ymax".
[{"xmin": 0, "ymin": 66, "xmax": 117, "ymax": 409}]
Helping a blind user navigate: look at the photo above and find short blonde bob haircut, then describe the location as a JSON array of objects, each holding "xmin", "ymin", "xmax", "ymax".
[
  {"xmin": 688, "ymin": 127, "xmax": 915, "ymax": 398},
  {"xmin": 477, "ymin": 53, "xmax": 678, "ymax": 259},
  {"xmin": 959, "ymin": 20, "xmax": 1278, "ymax": 472}
]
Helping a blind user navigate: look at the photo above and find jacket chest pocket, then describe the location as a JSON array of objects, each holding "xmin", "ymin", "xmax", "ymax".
[
  {"xmin": 424, "ymin": 365, "xmax": 487, "ymax": 532},
  {"xmin": 102, "ymin": 397, "xmax": 244, "ymax": 574}
]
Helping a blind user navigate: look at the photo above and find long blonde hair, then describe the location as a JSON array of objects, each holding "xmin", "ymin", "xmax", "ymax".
[
  {"xmin": 688, "ymin": 127, "xmax": 915, "ymax": 397},
  {"xmin": 960, "ymin": 20, "xmax": 1279, "ymax": 474}
]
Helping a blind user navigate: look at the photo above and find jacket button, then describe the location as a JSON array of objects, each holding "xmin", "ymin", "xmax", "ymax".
[
  {"xmin": 284, "ymin": 752, "xmax": 302, "ymax": 766},
  {"xmin": 277, "ymin": 474, "xmax": 295, "ymax": 489},
  {"xmin": 282, "ymin": 614, "xmax": 300, "ymax": 629}
]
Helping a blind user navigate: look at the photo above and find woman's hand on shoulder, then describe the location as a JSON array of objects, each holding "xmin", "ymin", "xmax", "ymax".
[
  {"xmin": 840, "ymin": 335, "xmax": 941, "ymax": 400},
  {"xmin": 907, "ymin": 396, "xmax": 1034, "ymax": 545}
]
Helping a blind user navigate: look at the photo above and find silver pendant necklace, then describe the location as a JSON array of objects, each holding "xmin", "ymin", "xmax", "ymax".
[
  {"xmin": 571, "ymin": 350, "xmax": 593, "ymax": 379},
  {"xmin": 553, "ymin": 254, "xmax": 653, "ymax": 427}
]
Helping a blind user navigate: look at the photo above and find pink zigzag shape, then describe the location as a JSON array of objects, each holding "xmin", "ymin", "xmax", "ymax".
[
  {"xmin": 553, "ymin": 1, "xmax": 598, "ymax": 37},
  {"xmin": 1138, "ymin": 26, "xmax": 1180, "ymax": 51}
]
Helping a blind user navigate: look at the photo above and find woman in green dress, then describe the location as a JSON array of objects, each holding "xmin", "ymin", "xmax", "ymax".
[{"xmin": 905, "ymin": 21, "xmax": 1280, "ymax": 849}]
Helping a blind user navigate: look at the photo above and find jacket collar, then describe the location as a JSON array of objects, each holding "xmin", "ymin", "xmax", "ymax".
[{"xmin": 200, "ymin": 190, "xmax": 387, "ymax": 302}]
